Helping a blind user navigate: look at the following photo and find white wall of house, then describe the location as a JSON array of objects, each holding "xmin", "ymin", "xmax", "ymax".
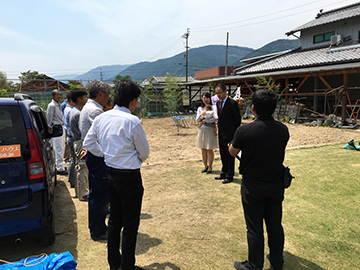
[{"xmin": 300, "ymin": 17, "xmax": 360, "ymax": 49}]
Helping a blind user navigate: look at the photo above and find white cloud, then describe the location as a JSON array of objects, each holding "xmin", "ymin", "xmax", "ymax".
[{"xmin": 0, "ymin": 26, "xmax": 22, "ymax": 38}]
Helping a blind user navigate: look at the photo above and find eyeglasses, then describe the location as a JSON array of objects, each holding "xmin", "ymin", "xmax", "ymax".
[{"xmin": 215, "ymin": 91, "xmax": 224, "ymax": 95}]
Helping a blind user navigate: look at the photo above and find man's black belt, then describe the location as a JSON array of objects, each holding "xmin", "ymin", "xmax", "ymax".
[{"xmin": 106, "ymin": 166, "xmax": 140, "ymax": 173}]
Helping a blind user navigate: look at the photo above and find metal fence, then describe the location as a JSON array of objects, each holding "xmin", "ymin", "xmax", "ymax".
[{"xmin": 2, "ymin": 90, "xmax": 170, "ymax": 117}]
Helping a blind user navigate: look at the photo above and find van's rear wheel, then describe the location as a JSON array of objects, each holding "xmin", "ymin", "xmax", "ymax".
[{"xmin": 38, "ymin": 215, "xmax": 55, "ymax": 246}]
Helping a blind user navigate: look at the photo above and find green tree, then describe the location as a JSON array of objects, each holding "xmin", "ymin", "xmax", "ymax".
[
  {"xmin": 256, "ymin": 76, "xmax": 285, "ymax": 101},
  {"xmin": 163, "ymin": 73, "xmax": 183, "ymax": 113},
  {"xmin": 0, "ymin": 71, "xmax": 15, "ymax": 92},
  {"xmin": 0, "ymin": 89, "xmax": 8, "ymax": 97},
  {"xmin": 163, "ymin": 73, "xmax": 186, "ymax": 134},
  {"xmin": 140, "ymin": 78, "xmax": 154, "ymax": 119},
  {"xmin": 68, "ymin": 80, "xmax": 85, "ymax": 90},
  {"xmin": 113, "ymin": 75, "xmax": 132, "ymax": 84},
  {"xmin": 18, "ymin": 70, "xmax": 44, "ymax": 84},
  {"xmin": 0, "ymin": 71, "xmax": 8, "ymax": 90}
]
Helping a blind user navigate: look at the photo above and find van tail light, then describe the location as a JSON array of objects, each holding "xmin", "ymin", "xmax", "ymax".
[{"xmin": 26, "ymin": 130, "xmax": 45, "ymax": 180}]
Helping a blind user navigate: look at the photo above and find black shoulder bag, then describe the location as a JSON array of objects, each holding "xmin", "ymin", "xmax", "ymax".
[{"xmin": 283, "ymin": 167, "xmax": 294, "ymax": 188}]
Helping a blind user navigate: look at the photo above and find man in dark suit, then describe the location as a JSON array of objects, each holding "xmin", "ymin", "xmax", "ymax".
[{"xmin": 214, "ymin": 83, "xmax": 241, "ymax": 184}]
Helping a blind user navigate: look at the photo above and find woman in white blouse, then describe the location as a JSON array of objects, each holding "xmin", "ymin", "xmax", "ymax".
[{"xmin": 195, "ymin": 92, "xmax": 218, "ymax": 174}]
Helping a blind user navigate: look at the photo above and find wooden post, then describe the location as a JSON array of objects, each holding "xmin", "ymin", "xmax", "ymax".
[
  {"xmin": 342, "ymin": 73, "xmax": 348, "ymax": 123},
  {"xmin": 188, "ymin": 85, "xmax": 192, "ymax": 110},
  {"xmin": 285, "ymin": 78, "xmax": 289, "ymax": 104}
]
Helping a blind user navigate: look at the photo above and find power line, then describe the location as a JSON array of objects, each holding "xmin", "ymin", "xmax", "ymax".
[{"xmin": 192, "ymin": 0, "xmax": 352, "ymax": 33}]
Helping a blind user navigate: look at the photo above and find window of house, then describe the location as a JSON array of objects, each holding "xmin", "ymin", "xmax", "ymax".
[{"xmin": 313, "ymin": 31, "xmax": 335, "ymax": 43}]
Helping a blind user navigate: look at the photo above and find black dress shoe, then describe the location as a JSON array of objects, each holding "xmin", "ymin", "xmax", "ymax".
[
  {"xmin": 91, "ymin": 231, "xmax": 108, "ymax": 241},
  {"xmin": 234, "ymin": 260, "xmax": 252, "ymax": 270},
  {"xmin": 201, "ymin": 167, "xmax": 208, "ymax": 173},
  {"xmin": 214, "ymin": 175, "xmax": 225, "ymax": 180},
  {"xmin": 222, "ymin": 178, "xmax": 233, "ymax": 184}
]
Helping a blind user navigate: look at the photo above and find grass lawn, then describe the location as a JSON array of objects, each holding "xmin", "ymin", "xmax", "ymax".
[
  {"xmin": 136, "ymin": 143, "xmax": 360, "ymax": 270},
  {"xmin": 1, "ymin": 142, "xmax": 359, "ymax": 270}
]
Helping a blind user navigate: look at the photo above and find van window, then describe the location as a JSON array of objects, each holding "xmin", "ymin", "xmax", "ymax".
[{"xmin": 0, "ymin": 106, "xmax": 28, "ymax": 162}]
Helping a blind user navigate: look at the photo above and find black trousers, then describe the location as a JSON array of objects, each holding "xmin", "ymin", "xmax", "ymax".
[
  {"xmin": 106, "ymin": 167, "xmax": 144, "ymax": 270},
  {"xmin": 86, "ymin": 152, "xmax": 109, "ymax": 237},
  {"xmin": 219, "ymin": 137, "xmax": 235, "ymax": 179},
  {"xmin": 241, "ymin": 179, "xmax": 285, "ymax": 270}
]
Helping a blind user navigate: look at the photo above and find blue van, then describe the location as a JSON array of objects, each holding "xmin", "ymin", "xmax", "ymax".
[{"xmin": 0, "ymin": 94, "xmax": 62, "ymax": 246}]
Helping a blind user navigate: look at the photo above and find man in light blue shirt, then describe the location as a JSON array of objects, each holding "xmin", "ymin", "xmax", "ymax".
[
  {"xmin": 84, "ymin": 80, "xmax": 149, "ymax": 270},
  {"xmin": 79, "ymin": 80, "xmax": 110, "ymax": 241},
  {"xmin": 63, "ymin": 91, "xmax": 75, "ymax": 187}
]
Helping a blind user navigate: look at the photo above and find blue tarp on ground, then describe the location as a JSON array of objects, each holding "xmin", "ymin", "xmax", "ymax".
[
  {"xmin": 0, "ymin": 251, "xmax": 77, "ymax": 270},
  {"xmin": 342, "ymin": 139, "xmax": 360, "ymax": 151}
]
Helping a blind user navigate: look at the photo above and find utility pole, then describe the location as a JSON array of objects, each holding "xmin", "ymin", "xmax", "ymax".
[
  {"xmin": 100, "ymin": 68, "xmax": 103, "ymax": 81},
  {"xmin": 225, "ymin": 32, "xmax": 229, "ymax": 76},
  {"xmin": 182, "ymin": 28, "xmax": 190, "ymax": 82}
]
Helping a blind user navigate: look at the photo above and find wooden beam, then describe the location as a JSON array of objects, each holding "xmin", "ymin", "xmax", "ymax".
[
  {"xmin": 295, "ymin": 75, "xmax": 309, "ymax": 92},
  {"xmin": 284, "ymin": 78, "xmax": 290, "ymax": 104},
  {"xmin": 283, "ymin": 92, "xmax": 337, "ymax": 97},
  {"xmin": 317, "ymin": 75, "xmax": 333, "ymax": 91},
  {"xmin": 190, "ymin": 85, "xmax": 204, "ymax": 100},
  {"xmin": 243, "ymin": 81, "xmax": 254, "ymax": 94},
  {"xmin": 342, "ymin": 74, "xmax": 348, "ymax": 122}
]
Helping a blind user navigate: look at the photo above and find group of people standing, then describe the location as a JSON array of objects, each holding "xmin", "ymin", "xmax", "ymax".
[
  {"xmin": 195, "ymin": 84, "xmax": 289, "ymax": 270},
  {"xmin": 46, "ymin": 81, "xmax": 148, "ymax": 270},
  {"xmin": 46, "ymin": 80, "xmax": 289, "ymax": 270}
]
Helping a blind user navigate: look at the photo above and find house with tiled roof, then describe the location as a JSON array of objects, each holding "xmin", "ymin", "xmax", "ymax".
[{"xmin": 184, "ymin": 2, "xmax": 360, "ymax": 122}]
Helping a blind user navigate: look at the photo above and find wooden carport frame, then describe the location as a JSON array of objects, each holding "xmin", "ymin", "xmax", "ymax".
[{"xmin": 183, "ymin": 62, "xmax": 360, "ymax": 122}]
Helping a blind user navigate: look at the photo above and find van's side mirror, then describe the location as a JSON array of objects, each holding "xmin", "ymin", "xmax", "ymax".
[{"xmin": 51, "ymin": 124, "xmax": 63, "ymax": 138}]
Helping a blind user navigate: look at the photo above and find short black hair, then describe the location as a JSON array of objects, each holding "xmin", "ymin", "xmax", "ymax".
[
  {"xmin": 114, "ymin": 80, "xmax": 141, "ymax": 108},
  {"xmin": 66, "ymin": 91, "xmax": 72, "ymax": 100},
  {"xmin": 252, "ymin": 89, "xmax": 277, "ymax": 117},
  {"xmin": 215, "ymin": 83, "xmax": 226, "ymax": 92},
  {"xmin": 71, "ymin": 88, "xmax": 87, "ymax": 103}
]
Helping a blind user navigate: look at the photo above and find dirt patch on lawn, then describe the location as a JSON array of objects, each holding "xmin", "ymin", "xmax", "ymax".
[{"xmin": 141, "ymin": 117, "xmax": 360, "ymax": 173}]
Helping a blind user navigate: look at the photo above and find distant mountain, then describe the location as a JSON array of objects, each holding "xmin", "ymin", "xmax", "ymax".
[
  {"xmin": 54, "ymin": 74, "xmax": 79, "ymax": 81},
  {"xmin": 113, "ymin": 45, "xmax": 254, "ymax": 82},
  {"xmin": 57, "ymin": 39, "xmax": 299, "ymax": 83},
  {"xmin": 231, "ymin": 39, "xmax": 300, "ymax": 66},
  {"xmin": 73, "ymin": 64, "xmax": 131, "ymax": 83}
]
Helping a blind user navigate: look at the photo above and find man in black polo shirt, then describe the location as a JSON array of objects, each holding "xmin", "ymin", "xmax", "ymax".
[{"xmin": 229, "ymin": 89, "xmax": 289, "ymax": 270}]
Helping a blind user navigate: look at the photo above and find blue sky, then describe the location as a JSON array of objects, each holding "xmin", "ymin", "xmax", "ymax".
[{"xmin": 0, "ymin": 0, "xmax": 356, "ymax": 80}]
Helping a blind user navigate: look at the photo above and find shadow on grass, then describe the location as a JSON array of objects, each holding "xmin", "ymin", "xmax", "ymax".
[
  {"xmin": 265, "ymin": 251, "xmax": 326, "ymax": 270},
  {"xmin": 137, "ymin": 213, "xmax": 162, "ymax": 255},
  {"xmin": 136, "ymin": 232, "xmax": 162, "ymax": 256},
  {"xmin": 145, "ymin": 262, "xmax": 181, "ymax": 270},
  {"xmin": 0, "ymin": 179, "xmax": 78, "ymax": 263}
]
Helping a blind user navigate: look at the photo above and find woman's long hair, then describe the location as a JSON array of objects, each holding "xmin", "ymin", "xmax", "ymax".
[{"xmin": 200, "ymin": 92, "xmax": 211, "ymax": 107}]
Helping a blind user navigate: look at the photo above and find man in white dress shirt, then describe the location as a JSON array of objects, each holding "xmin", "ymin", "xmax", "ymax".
[
  {"xmin": 84, "ymin": 80, "xmax": 149, "ymax": 270},
  {"xmin": 46, "ymin": 89, "xmax": 67, "ymax": 175}
]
